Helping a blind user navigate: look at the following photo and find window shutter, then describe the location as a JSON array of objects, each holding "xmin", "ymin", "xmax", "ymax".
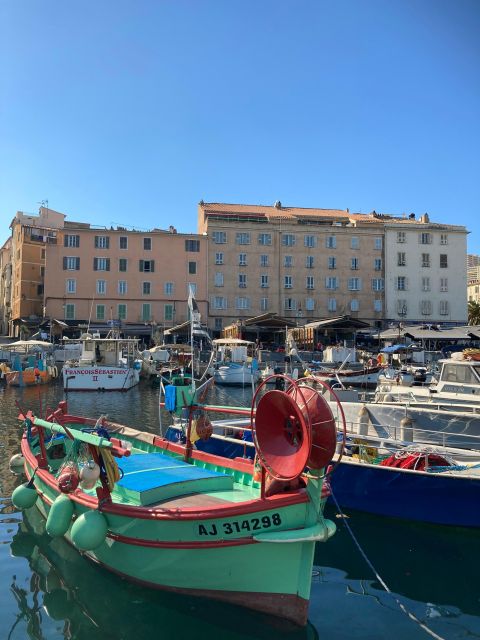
[
  {"xmin": 95, "ymin": 236, "xmax": 99, "ymax": 248},
  {"xmin": 139, "ymin": 260, "xmax": 144, "ymax": 272},
  {"xmin": 106, "ymin": 258, "xmax": 110, "ymax": 271},
  {"xmin": 93, "ymin": 258, "xmax": 98, "ymax": 271},
  {"xmin": 76, "ymin": 257, "xmax": 80, "ymax": 270},
  {"xmin": 75, "ymin": 235, "xmax": 80, "ymax": 247},
  {"xmin": 63, "ymin": 257, "xmax": 67, "ymax": 270},
  {"xmin": 106, "ymin": 237, "xmax": 110, "ymax": 249},
  {"xmin": 64, "ymin": 236, "xmax": 68, "ymax": 247},
  {"xmin": 150, "ymin": 260, "xmax": 155, "ymax": 273}
]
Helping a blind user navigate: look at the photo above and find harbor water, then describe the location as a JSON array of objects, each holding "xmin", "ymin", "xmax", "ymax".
[{"xmin": 1, "ymin": 380, "xmax": 479, "ymax": 640}]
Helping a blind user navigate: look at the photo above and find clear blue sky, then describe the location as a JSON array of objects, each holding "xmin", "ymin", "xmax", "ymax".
[{"xmin": 1, "ymin": 1, "xmax": 479, "ymax": 251}]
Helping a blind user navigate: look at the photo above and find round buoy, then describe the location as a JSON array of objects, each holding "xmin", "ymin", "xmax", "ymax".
[
  {"xmin": 58, "ymin": 464, "xmax": 80, "ymax": 494},
  {"xmin": 9, "ymin": 453, "xmax": 25, "ymax": 475},
  {"xmin": 12, "ymin": 481, "xmax": 38, "ymax": 510},
  {"xmin": 80, "ymin": 461, "xmax": 101, "ymax": 490},
  {"xmin": 71, "ymin": 510, "xmax": 108, "ymax": 550},
  {"xmin": 46, "ymin": 494, "xmax": 74, "ymax": 537}
]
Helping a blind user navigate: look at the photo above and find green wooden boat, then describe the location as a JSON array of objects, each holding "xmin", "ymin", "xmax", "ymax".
[{"xmin": 12, "ymin": 379, "xmax": 337, "ymax": 626}]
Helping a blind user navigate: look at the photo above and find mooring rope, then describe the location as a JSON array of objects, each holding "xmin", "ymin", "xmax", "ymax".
[{"xmin": 329, "ymin": 490, "xmax": 446, "ymax": 640}]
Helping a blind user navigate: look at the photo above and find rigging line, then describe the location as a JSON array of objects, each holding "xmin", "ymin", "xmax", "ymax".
[{"xmin": 329, "ymin": 490, "xmax": 447, "ymax": 640}]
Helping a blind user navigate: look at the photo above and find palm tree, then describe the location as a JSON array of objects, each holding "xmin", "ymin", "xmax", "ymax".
[{"xmin": 468, "ymin": 300, "xmax": 480, "ymax": 326}]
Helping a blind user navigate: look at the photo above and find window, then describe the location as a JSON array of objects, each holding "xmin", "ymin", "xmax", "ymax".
[
  {"xmin": 284, "ymin": 275, "xmax": 292, "ymax": 289},
  {"xmin": 143, "ymin": 237, "xmax": 152, "ymax": 251},
  {"xmin": 238, "ymin": 274, "xmax": 247, "ymax": 288},
  {"xmin": 96, "ymin": 279, "xmax": 106, "ymax": 295},
  {"xmin": 96, "ymin": 304, "xmax": 105, "ymax": 320},
  {"xmin": 397, "ymin": 252, "xmax": 406, "ymax": 267},
  {"xmin": 238, "ymin": 253, "xmax": 247, "ymax": 266},
  {"xmin": 350, "ymin": 237, "xmax": 359, "ymax": 249},
  {"xmin": 350, "ymin": 299, "xmax": 359, "ymax": 312},
  {"xmin": 63, "ymin": 257, "xmax": 80, "ymax": 270},
  {"xmin": 214, "ymin": 273, "xmax": 224, "ymax": 287},
  {"xmin": 94, "ymin": 257, "xmax": 110, "ymax": 271},
  {"xmin": 188, "ymin": 261, "xmax": 197, "ymax": 274},
  {"xmin": 328, "ymin": 298, "xmax": 337, "ymax": 312},
  {"xmin": 64, "ymin": 303, "xmax": 75, "ymax": 320},
  {"xmin": 284, "ymin": 255, "xmax": 293, "ymax": 267},
  {"xmin": 119, "ymin": 236, "xmax": 128, "ymax": 249},
  {"xmin": 372, "ymin": 278, "xmax": 384, "ymax": 291},
  {"xmin": 420, "ymin": 232, "xmax": 432, "ymax": 245},
  {"xmin": 258, "ymin": 233, "xmax": 272, "ymax": 246},
  {"xmin": 118, "ymin": 280, "xmax": 127, "ymax": 295},
  {"xmin": 139, "ymin": 260, "xmax": 155, "ymax": 272},
  {"xmin": 284, "ymin": 298, "xmax": 297, "ymax": 311},
  {"xmin": 305, "ymin": 256, "xmax": 314, "ymax": 268},
  {"xmin": 422, "ymin": 277, "xmax": 430, "ymax": 292},
  {"xmin": 95, "ymin": 236, "xmax": 110, "ymax": 249},
  {"xmin": 164, "ymin": 304, "xmax": 174, "ymax": 321},
  {"xmin": 215, "ymin": 252, "xmax": 224, "ymax": 265},
  {"xmin": 328, "ymin": 256, "xmax": 336, "ymax": 269},
  {"xmin": 374, "ymin": 258, "xmax": 382, "ymax": 271},
  {"xmin": 141, "ymin": 303, "xmax": 151, "ymax": 321},
  {"xmin": 282, "ymin": 234, "xmax": 296, "ymax": 247},
  {"xmin": 117, "ymin": 304, "xmax": 127, "ymax": 320},
  {"xmin": 440, "ymin": 233, "xmax": 448, "ymax": 245},
  {"xmin": 64, "ymin": 234, "xmax": 80, "ymax": 247},
  {"xmin": 164, "ymin": 282, "xmax": 174, "ymax": 294},
  {"xmin": 185, "ymin": 239, "xmax": 200, "ymax": 252},
  {"xmin": 396, "ymin": 276, "xmax": 407, "ymax": 291},
  {"xmin": 351, "ymin": 257, "xmax": 359, "ymax": 270},
  {"xmin": 40, "ymin": 266, "xmax": 45, "ymax": 277},
  {"xmin": 348, "ymin": 278, "xmax": 361, "ymax": 291},
  {"xmin": 119, "ymin": 258, "xmax": 127, "ymax": 272},
  {"xmin": 326, "ymin": 236, "xmax": 336, "ymax": 249},
  {"xmin": 306, "ymin": 276, "xmax": 314, "ymax": 290},
  {"xmin": 397, "ymin": 300, "xmax": 407, "ymax": 316},
  {"xmin": 397, "ymin": 231, "xmax": 406, "ymax": 243},
  {"xmin": 214, "ymin": 318, "xmax": 223, "ymax": 331},
  {"xmin": 66, "ymin": 279, "xmax": 76, "ymax": 294},
  {"xmin": 260, "ymin": 298, "xmax": 268, "ymax": 311},
  {"xmin": 374, "ymin": 299, "xmax": 382, "ymax": 312},
  {"xmin": 421, "ymin": 253, "xmax": 430, "ymax": 268},
  {"xmin": 213, "ymin": 296, "xmax": 226, "ymax": 310},
  {"xmin": 440, "ymin": 254, "xmax": 448, "ymax": 268},
  {"xmin": 260, "ymin": 254, "xmax": 269, "ymax": 267},
  {"xmin": 326, "ymin": 276, "xmax": 338, "ymax": 290},
  {"xmin": 187, "ymin": 282, "xmax": 197, "ymax": 296},
  {"xmin": 236, "ymin": 232, "xmax": 250, "ymax": 245},
  {"xmin": 260, "ymin": 275, "xmax": 269, "ymax": 288},
  {"xmin": 236, "ymin": 297, "xmax": 250, "ymax": 310},
  {"xmin": 305, "ymin": 298, "xmax": 315, "ymax": 311},
  {"xmin": 440, "ymin": 278, "xmax": 448, "ymax": 292},
  {"xmin": 420, "ymin": 300, "xmax": 432, "ymax": 315},
  {"xmin": 142, "ymin": 282, "xmax": 151, "ymax": 295},
  {"xmin": 212, "ymin": 231, "xmax": 226, "ymax": 244},
  {"xmin": 41, "ymin": 248, "xmax": 46, "ymax": 259},
  {"xmin": 304, "ymin": 235, "xmax": 317, "ymax": 248},
  {"xmin": 439, "ymin": 300, "xmax": 449, "ymax": 315},
  {"xmin": 37, "ymin": 284, "xmax": 44, "ymax": 295},
  {"xmin": 374, "ymin": 237, "xmax": 383, "ymax": 250}
]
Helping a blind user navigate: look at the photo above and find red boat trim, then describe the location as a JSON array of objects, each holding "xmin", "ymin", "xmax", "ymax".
[
  {"xmin": 106, "ymin": 531, "xmax": 257, "ymax": 549},
  {"xmin": 22, "ymin": 437, "xmax": 309, "ymax": 520}
]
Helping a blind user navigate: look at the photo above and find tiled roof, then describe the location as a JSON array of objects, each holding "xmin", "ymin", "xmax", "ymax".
[{"xmin": 199, "ymin": 202, "xmax": 348, "ymax": 220}]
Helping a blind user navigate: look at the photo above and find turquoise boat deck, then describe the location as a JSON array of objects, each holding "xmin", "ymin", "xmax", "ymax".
[{"xmin": 112, "ymin": 451, "xmax": 258, "ymax": 507}]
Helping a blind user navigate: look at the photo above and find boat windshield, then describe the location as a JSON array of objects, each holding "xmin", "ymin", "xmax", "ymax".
[{"xmin": 442, "ymin": 363, "xmax": 480, "ymax": 384}]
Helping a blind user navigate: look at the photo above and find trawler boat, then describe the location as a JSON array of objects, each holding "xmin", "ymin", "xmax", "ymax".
[
  {"xmin": 62, "ymin": 332, "xmax": 141, "ymax": 391},
  {"xmin": 210, "ymin": 338, "xmax": 260, "ymax": 386}
]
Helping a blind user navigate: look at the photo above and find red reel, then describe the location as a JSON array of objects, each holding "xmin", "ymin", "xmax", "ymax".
[{"xmin": 253, "ymin": 388, "xmax": 311, "ymax": 481}]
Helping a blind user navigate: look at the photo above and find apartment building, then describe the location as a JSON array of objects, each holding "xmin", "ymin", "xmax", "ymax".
[
  {"xmin": 0, "ymin": 237, "xmax": 12, "ymax": 335},
  {"xmin": 198, "ymin": 201, "xmax": 387, "ymax": 333},
  {"xmin": 383, "ymin": 213, "xmax": 468, "ymax": 324},
  {"xmin": 44, "ymin": 222, "xmax": 207, "ymax": 334},
  {"xmin": 198, "ymin": 202, "xmax": 468, "ymax": 332},
  {"xmin": 8, "ymin": 207, "xmax": 64, "ymax": 337}
]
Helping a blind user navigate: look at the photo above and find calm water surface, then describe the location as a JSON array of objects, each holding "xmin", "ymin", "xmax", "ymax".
[{"xmin": 1, "ymin": 380, "xmax": 479, "ymax": 640}]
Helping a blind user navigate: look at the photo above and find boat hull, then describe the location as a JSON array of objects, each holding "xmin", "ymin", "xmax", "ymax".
[
  {"xmin": 330, "ymin": 458, "xmax": 480, "ymax": 527},
  {"xmin": 62, "ymin": 366, "xmax": 140, "ymax": 391},
  {"xmin": 214, "ymin": 365, "xmax": 260, "ymax": 386}
]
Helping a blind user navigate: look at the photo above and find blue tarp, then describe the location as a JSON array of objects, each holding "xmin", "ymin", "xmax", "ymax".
[{"xmin": 381, "ymin": 344, "xmax": 414, "ymax": 353}]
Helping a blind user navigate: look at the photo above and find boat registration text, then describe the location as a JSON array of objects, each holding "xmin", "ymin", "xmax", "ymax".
[{"xmin": 198, "ymin": 513, "xmax": 282, "ymax": 536}]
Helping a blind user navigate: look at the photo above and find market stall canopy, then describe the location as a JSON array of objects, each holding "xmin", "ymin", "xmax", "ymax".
[
  {"xmin": 303, "ymin": 315, "xmax": 371, "ymax": 331},
  {"xmin": 6, "ymin": 340, "xmax": 53, "ymax": 349}
]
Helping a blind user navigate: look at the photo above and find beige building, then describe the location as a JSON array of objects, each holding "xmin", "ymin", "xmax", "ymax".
[
  {"xmin": 44, "ymin": 219, "xmax": 207, "ymax": 338},
  {"xmin": 468, "ymin": 280, "xmax": 480, "ymax": 304},
  {"xmin": 0, "ymin": 237, "xmax": 12, "ymax": 335},
  {"xmin": 198, "ymin": 201, "xmax": 386, "ymax": 333}
]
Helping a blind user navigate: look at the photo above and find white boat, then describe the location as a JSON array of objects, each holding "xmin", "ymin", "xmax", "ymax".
[
  {"xmin": 210, "ymin": 338, "xmax": 260, "ymax": 386},
  {"xmin": 62, "ymin": 332, "xmax": 141, "ymax": 391}
]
